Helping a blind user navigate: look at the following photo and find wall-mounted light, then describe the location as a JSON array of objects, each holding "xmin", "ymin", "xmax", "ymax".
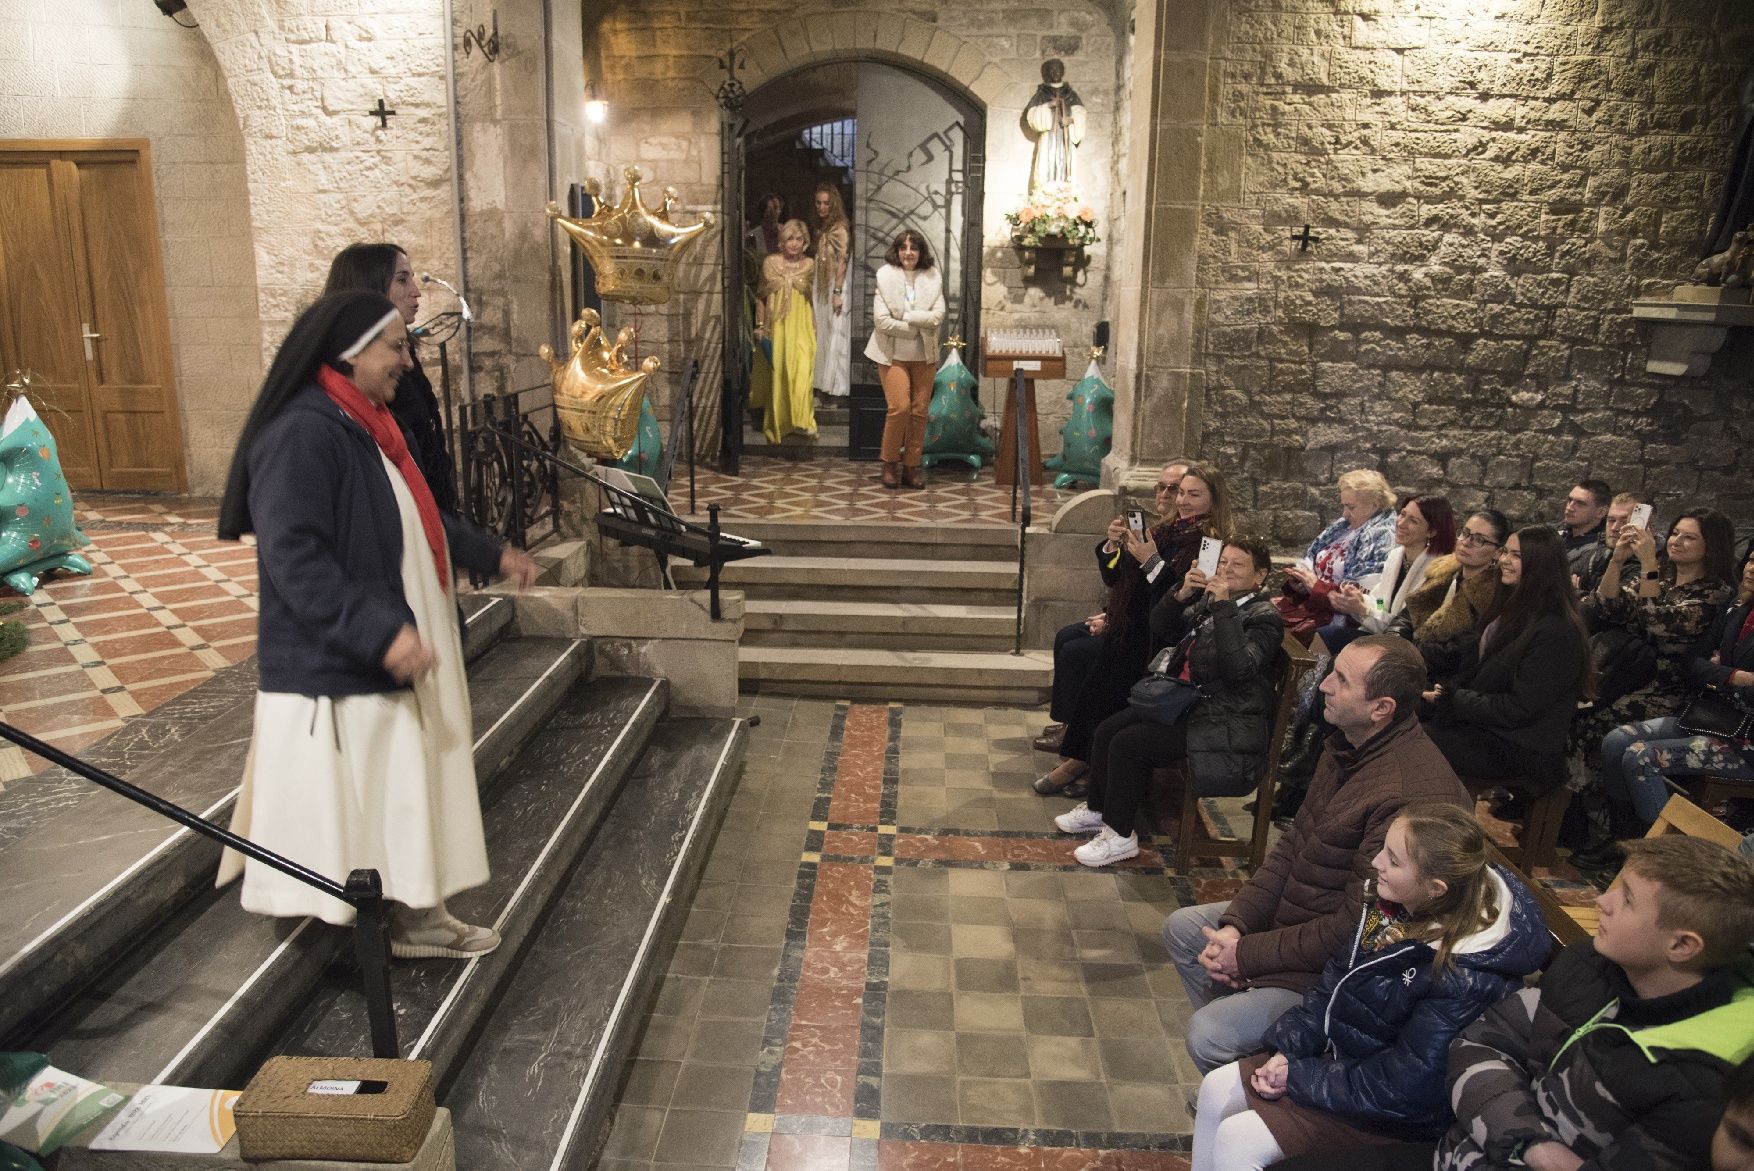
[
  {"xmin": 584, "ymin": 82, "xmax": 608, "ymax": 124},
  {"xmin": 152, "ymin": 0, "xmax": 198, "ymax": 27}
]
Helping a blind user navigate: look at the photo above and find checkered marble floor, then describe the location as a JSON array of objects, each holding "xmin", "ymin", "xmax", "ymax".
[
  {"xmin": 670, "ymin": 456, "xmax": 1078, "ymax": 526},
  {"xmin": 0, "ymin": 493, "xmax": 255, "ymax": 785}
]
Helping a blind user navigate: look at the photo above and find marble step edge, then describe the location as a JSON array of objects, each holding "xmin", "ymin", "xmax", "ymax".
[
  {"xmin": 739, "ymin": 645, "xmax": 1053, "ymax": 683},
  {"xmin": 0, "ymin": 632, "xmax": 588, "ymax": 1051},
  {"xmin": 741, "ymin": 598, "xmax": 1016, "ymax": 633},
  {"xmin": 24, "ymin": 655, "xmax": 627, "ymax": 1090},
  {"xmin": 279, "ymin": 677, "xmax": 673, "ymax": 1090},
  {"xmin": 444, "ymin": 716, "xmax": 749, "ymax": 1169},
  {"xmin": 715, "ymin": 518, "xmax": 1020, "ymax": 546},
  {"xmin": 740, "ymin": 679, "xmax": 1052, "ymax": 705},
  {"xmin": 460, "ymin": 593, "xmax": 514, "ymax": 663},
  {"xmin": 672, "ymin": 555, "xmax": 1019, "ymax": 587}
]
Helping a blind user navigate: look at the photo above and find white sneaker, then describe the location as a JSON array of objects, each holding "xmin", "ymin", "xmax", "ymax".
[
  {"xmin": 1054, "ymin": 802, "xmax": 1107, "ymax": 834},
  {"xmin": 1075, "ymin": 826, "xmax": 1140, "ymax": 868}
]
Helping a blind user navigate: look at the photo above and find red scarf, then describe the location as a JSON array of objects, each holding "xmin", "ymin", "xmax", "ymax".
[{"xmin": 316, "ymin": 364, "xmax": 448, "ymax": 589}]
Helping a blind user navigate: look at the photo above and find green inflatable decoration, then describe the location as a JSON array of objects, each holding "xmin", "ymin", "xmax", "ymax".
[
  {"xmin": 1044, "ymin": 358, "xmax": 1113, "ymax": 488},
  {"xmin": 610, "ymin": 394, "xmax": 664, "ymax": 478},
  {"xmin": 921, "ymin": 348, "xmax": 995, "ymax": 470},
  {"xmin": 0, "ymin": 398, "xmax": 91, "ymax": 596}
]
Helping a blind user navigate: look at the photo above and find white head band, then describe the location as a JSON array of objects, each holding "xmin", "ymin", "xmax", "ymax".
[{"xmin": 338, "ymin": 308, "xmax": 402, "ymax": 362}]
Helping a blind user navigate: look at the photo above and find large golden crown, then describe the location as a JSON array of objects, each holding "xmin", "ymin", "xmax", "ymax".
[
  {"xmin": 539, "ymin": 308, "xmax": 661, "ymax": 460},
  {"xmin": 545, "ymin": 166, "xmax": 713, "ymax": 307}
]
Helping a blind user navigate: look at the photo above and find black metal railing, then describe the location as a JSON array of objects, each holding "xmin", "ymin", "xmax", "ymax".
[
  {"xmin": 458, "ymin": 385, "xmax": 563, "ymax": 552},
  {"xmin": 476, "ymin": 419, "xmax": 756, "ymax": 619},
  {"xmin": 0, "ymin": 722, "xmax": 401, "ymax": 1059},
  {"xmin": 1010, "ymin": 367, "xmax": 1031, "ymax": 655}
]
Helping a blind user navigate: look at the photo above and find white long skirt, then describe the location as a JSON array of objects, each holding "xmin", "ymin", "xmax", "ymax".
[
  {"xmin": 216, "ymin": 453, "xmax": 488, "ymax": 925},
  {"xmin": 812, "ymin": 284, "xmax": 851, "ymax": 397}
]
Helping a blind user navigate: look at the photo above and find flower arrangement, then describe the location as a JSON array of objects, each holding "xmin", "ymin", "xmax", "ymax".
[{"xmin": 1006, "ymin": 183, "xmax": 1100, "ymax": 247}]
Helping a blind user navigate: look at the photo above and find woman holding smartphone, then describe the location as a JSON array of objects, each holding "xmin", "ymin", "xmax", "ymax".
[{"xmin": 1035, "ymin": 463, "xmax": 1231, "ymax": 796}]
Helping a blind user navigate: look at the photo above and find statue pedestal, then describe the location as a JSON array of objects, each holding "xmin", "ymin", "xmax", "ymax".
[
  {"xmin": 1014, "ymin": 239, "xmax": 1085, "ymax": 279},
  {"xmin": 1630, "ymin": 297, "xmax": 1754, "ymax": 376}
]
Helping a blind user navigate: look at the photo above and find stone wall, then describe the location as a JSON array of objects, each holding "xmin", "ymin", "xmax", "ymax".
[
  {"xmin": 1188, "ymin": 0, "xmax": 1754, "ymax": 542},
  {"xmin": 590, "ymin": 0, "xmax": 1129, "ymax": 449},
  {"xmin": 4, "ymin": 0, "xmax": 262, "ymax": 494}
]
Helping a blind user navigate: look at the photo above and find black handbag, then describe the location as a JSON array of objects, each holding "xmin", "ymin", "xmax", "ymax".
[
  {"xmin": 1677, "ymin": 689, "xmax": 1754, "ymax": 743},
  {"xmin": 1128, "ymin": 637, "xmax": 1206, "ymax": 725},
  {"xmin": 1590, "ymin": 626, "xmax": 1658, "ymax": 708}
]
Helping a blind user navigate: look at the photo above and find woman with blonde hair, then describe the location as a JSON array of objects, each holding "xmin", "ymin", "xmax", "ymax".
[
  {"xmin": 1277, "ymin": 469, "xmax": 1398, "ymax": 643},
  {"xmin": 752, "ymin": 218, "xmax": 817, "ymax": 444},
  {"xmin": 810, "ymin": 183, "xmax": 851, "ymax": 399}
]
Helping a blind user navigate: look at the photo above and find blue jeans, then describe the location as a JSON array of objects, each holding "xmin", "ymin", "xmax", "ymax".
[
  {"xmin": 1162, "ymin": 901, "xmax": 1305, "ymax": 1074},
  {"xmin": 1598, "ymin": 715, "xmax": 1754, "ymax": 826}
]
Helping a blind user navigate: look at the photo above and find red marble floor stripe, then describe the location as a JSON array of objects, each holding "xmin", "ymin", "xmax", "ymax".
[
  {"xmin": 781, "ymin": 1021, "xmax": 861, "ymax": 1069},
  {"xmin": 798, "ymin": 948, "xmax": 866, "ymax": 987},
  {"xmin": 789, "ymin": 976, "xmax": 864, "ymax": 1029},
  {"xmin": 822, "ymin": 829, "xmax": 877, "ymax": 857},
  {"xmin": 773, "ymin": 1063, "xmax": 856, "ymax": 1117},
  {"xmin": 879, "ymin": 1141, "xmax": 962, "ymax": 1171},
  {"xmin": 954, "ymin": 1145, "xmax": 1038, "ymax": 1171},
  {"xmin": 827, "ymin": 703, "xmax": 887, "ymax": 823},
  {"xmin": 811, "ymin": 860, "xmax": 874, "ymax": 920},
  {"xmin": 767, "ymin": 1132, "xmax": 851, "ymax": 1171},
  {"xmin": 893, "ymin": 833, "xmax": 1165, "ymax": 870}
]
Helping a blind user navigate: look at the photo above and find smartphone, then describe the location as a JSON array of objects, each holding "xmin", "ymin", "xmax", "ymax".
[
  {"xmin": 1628, "ymin": 503, "xmax": 1653, "ymax": 531},
  {"xmin": 1125, "ymin": 509, "xmax": 1146, "ymax": 539},
  {"xmin": 1197, "ymin": 536, "xmax": 1222, "ymax": 578}
]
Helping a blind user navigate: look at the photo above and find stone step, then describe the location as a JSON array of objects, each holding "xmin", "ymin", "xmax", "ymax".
[
  {"xmin": 460, "ymin": 593, "xmax": 514, "ymax": 662},
  {"xmin": 444, "ymin": 715, "xmax": 748, "ymax": 1168},
  {"xmin": 709, "ymin": 518, "xmax": 1018, "ymax": 561},
  {"xmin": 20, "ymin": 636, "xmax": 595, "ymax": 1085},
  {"xmin": 740, "ymin": 645, "xmax": 1052, "ymax": 705},
  {"xmin": 266, "ymin": 676, "xmax": 670, "ymax": 1088},
  {"xmin": 742, "ymin": 598, "xmax": 1018, "ymax": 651},
  {"xmin": 742, "ymin": 424, "xmax": 851, "ymax": 448},
  {"xmin": 671, "ymin": 555, "xmax": 1018, "ymax": 606}
]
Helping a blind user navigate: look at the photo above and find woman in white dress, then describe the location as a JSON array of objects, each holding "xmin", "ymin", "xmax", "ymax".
[
  {"xmin": 216, "ymin": 291, "xmax": 537, "ymax": 959},
  {"xmin": 810, "ymin": 183, "xmax": 851, "ymax": 399}
]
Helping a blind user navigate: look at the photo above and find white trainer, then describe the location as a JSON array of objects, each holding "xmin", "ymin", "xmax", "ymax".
[
  {"xmin": 1075, "ymin": 826, "xmax": 1140, "ymax": 868},
  {"xmin": 1054, "ymin": 802, "xmax": 1107, "ymax": 834}
]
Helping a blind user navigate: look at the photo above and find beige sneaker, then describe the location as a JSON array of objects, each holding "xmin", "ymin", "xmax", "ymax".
[{"xmin": 389, "ymin": 904, "xmax": 501, "ymax": 960}]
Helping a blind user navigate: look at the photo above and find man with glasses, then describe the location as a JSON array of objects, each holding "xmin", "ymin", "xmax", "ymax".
[{"xmin": 1555, "ymin": 478, "xmax": 1612, "ymax": 581}]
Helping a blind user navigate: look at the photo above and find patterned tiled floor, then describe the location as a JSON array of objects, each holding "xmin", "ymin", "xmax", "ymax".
[
  {"xmin": 603, "ymin": 697, "xmax": 1212, "ymax": 1171},
  {"xmin": 670, "ymin": 456, "xmax": 1077, "ymax": 526},
  {"xmin": 0, "ymin": 493, "xmax": 255, "ymax": 785}
]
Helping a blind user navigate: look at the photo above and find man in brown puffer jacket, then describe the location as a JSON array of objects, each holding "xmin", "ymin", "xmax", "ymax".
[{"xmin": 1162, "ymin": 635, "xmax": 1469, "ymax": 1072}]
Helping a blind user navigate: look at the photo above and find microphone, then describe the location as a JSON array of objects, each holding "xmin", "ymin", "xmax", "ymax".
[{"xmin": 420, "ymin": 272, "xmax": 473, "ymax": 323}]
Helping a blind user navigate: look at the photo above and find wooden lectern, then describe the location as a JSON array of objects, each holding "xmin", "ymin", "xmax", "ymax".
[{"xmin": 982, "ymin": 330, "xmax": 1066, "ymax": 487}]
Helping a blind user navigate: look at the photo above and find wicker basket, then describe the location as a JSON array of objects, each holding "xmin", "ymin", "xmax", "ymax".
[{"xmin": 235, "ymin": 1056, "xmax": 435, "ymax": 1164}]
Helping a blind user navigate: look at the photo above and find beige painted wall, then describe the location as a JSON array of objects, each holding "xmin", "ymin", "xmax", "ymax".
[{"xmin": 2, "ymin": 0, "xmax": 263, "ymax": 494}]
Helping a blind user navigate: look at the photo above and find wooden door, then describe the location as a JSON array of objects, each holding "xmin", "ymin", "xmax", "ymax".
[{"xmin": 0, "ymin": 142, "xmax": 186, "ymax": 491}]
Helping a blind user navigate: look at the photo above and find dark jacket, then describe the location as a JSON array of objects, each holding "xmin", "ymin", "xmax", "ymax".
[
  {"xmin": 1428, "ymin": 612, "xmax": 1587, "ymax": 756},
  {"xmin": 1688, "ymin": 596, "xmax": 1754, "ymax": 694},
  {"xmin": 1263, "ymin": 867, "xmax": 1550, "ymax": 1137},
  {"xmin": 250, "ymin": 385, "xmax": 501, "ymax": 696},
  {"xmin": 1438, "ymin": 942, "xmax": 1754, "ymax": 1171},
  {"xmin": 1148, "ymin": 590, "xmax": 1285, "ymax": 797},
  {"xmin": 1220, "ymin": 715, "xmax": 1469, "ymax": 993},
  {"xmin": 390, "ymin": 354, "xmax": 457, "ymax": 514}
]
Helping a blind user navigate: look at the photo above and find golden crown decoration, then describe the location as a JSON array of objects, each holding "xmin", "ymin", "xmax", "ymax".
[
  {"xmin": 539, "ymin": 308, "xmax": 662, "ymax": 460},
  {"xmin": 545, "ymin": 166, "xmax": 713, "ymax": 306}
]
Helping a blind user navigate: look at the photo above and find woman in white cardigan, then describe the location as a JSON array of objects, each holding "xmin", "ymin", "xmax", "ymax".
[
  {"xmin": 864, "ymin": 229, "xmax": 945, "ymax": 489},
  {"xmin": 1323, "ymin": 494, "xmax": 1456, "ymax": 654}
]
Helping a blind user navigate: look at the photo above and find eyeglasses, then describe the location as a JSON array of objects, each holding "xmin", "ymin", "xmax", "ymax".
[
  {"xmin": 1154, "ymin": 482, "xmax": 1179, "ymax": 492},
  {"xmin": 1457, "ymin": 531, "xmax": 1501, "ymax": 548}
]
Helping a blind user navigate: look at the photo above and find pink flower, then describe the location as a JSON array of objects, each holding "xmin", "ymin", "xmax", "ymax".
[
  {"xmin": 1018, "ymin": 207, "xmax": 1039, "ymax": 223},
  {"xmin": 1078, "ymin": 206, "xmax": 1095, "ymax": 221}
]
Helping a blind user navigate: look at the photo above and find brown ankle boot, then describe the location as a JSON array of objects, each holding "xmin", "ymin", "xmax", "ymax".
[
  {"xmin": 881, "ymin": 461, "xmax": 901, "ymax": 489},
  {"xmin": 904, "ymin": 466, "xmax": 926, "ymax": 489}
]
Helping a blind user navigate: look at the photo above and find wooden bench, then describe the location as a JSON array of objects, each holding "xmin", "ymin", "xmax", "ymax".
[
  {"xmin": 1150, "ymin": 631, "xmax": 1318, "ymax": 872},
  {"xmin": 1461, "ymin": 772, "xmax": 1571, "ymax": 872}
]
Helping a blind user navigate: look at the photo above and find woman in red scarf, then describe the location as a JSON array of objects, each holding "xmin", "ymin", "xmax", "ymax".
[{"xmin": 217, "ymin": 292, "xmax": 537, "ymax": 958}]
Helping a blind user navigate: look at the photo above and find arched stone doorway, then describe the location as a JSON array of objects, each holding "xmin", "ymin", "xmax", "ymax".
[{"xmin": 725, "ymin": 59, "xmax": 987, "ymax": 464}]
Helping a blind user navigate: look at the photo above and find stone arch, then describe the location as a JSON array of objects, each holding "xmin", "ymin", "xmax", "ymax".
[{"xmin": 700, "ymin": 12, "xmax": 1037, "ymax": 119}]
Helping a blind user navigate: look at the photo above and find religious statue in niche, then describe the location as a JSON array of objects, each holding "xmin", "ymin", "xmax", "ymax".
[{"xmin": 1024, "ymin": 59, "xmax": 1085, "ymax": 195}]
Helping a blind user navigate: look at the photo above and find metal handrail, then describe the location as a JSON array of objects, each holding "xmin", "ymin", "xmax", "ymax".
[
  {"xmin": 1011, "ymin": 367, "xmax": 1031, "ymax": 655},
  {"xmin": 478, "ymin": 420, "xmax": 743, "ymax": 618},
  {"xmin": 0, "ymin": 721, "xmax": 400, "ymax": 1059}
]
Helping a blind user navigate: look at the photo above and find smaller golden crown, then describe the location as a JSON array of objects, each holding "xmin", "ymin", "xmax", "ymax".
[{"xmin": 539, "ymin": 308, "xmax": 662, "ymax": 460}]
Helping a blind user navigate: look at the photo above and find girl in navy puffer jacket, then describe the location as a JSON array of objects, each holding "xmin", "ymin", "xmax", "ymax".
[{"xmin": 1191, "ymin": 804, "xmax": 1550, "ymax": 1171}]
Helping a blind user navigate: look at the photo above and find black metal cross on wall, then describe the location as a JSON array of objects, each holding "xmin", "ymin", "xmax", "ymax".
[
  {"xmin": 367, "ymin": 99, "xmax": 397, "ymax": 129},
  {"xmin": 1290, "ymin": 223, "xmax": 1323, "ymax": 252}
]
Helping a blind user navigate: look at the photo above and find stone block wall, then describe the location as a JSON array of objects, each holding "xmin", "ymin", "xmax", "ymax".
[
  {"xmin": 591, "ymin": 0, "xmax": 1130, "ymax": 449},
  {"xmin": 4, "ymin": 0, "xmax": 262, "ymax": 494},
  {"xmin": 1190, "ymin": 0, "xmax": 1754, "ymax": 543}
]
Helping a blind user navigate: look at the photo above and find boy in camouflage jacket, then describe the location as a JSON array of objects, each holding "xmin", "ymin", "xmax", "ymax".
[{"xmin": 1439, "ymin": 836, "xmax": 1754, "ymax": 1171}]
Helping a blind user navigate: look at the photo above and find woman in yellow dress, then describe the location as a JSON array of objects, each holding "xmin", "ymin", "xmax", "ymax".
[{"xmin": 753, "ymin": 219, "xmax": 817, "ymax": 444}]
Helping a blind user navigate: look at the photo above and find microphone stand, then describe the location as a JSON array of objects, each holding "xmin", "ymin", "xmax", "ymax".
[{"xmin": 412, "ymin": 310, "xmax": 466, "ymax": 496}]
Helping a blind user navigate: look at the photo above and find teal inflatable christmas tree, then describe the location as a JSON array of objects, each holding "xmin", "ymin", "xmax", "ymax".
[
  {"xmin": 1044, "ymin": 355, "xmax": 1113, "ymax": 488},
  {"xmin": 922, "ymin": 346, "xmax": 995, "ymax": 470},
  {"xmin": 611, "ymin": 394, "xmax": 664, "ymax": 478},
  {"xmin": 1, "ymin": 393, "xmax": 92, "ymax": 596}
]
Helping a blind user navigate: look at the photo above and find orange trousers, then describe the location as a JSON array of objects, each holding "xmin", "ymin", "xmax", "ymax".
[{"xmin": 878, "ymin": 360, "xmax": 934, "ymax": 465}]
